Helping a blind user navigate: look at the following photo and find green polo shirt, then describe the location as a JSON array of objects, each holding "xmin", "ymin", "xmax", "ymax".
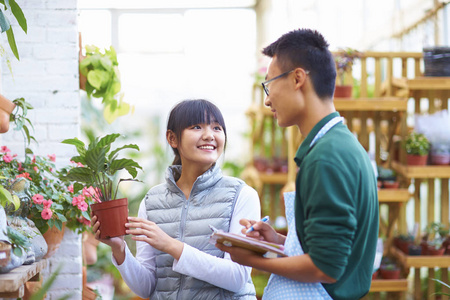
[{"xmin": 294, "ymin": 112, "xmax": 379, "ymax": 300}]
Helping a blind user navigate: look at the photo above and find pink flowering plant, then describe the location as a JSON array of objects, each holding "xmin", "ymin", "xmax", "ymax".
[{"xmin": 0, "ymin": 145, "xmax": 98, "ymax": 234}]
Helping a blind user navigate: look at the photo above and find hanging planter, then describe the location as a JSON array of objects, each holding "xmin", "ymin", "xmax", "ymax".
[{"xmin": 42, "ymin": 223, "xmax": 66, "ymax": 258}]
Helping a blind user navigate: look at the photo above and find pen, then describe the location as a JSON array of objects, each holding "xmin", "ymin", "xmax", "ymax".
[{"xmin": 246, "ymin": 216, "xmax": 270, "ymax": 234}]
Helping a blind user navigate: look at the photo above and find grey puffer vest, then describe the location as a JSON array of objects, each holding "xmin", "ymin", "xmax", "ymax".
[{"xmin": 144, "ymin": 164, "xmax": 256, "ymax": 300}]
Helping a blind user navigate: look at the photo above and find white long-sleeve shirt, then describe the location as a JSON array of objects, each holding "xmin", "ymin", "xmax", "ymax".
[{"xmin": 112, "ymin": 185, "xmax": 260, "ymax": 299}]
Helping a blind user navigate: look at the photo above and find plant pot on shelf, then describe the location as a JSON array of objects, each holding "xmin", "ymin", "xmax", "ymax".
[
  {"xmin": 406, "ymin": 154, "xmax": 428, "ymax": 166},
  {"xmin": 334, "ymin": 85, "xmax": 352, "ymax": 98},
  {"xmin": 394, "ymin": 236, "xmax": 414, "ymax": 254},
  {"xmin": 408, "ymin": 244, "xmax": 422, "ymax": 256},
  {"xmin": 427, "ymin": 246, "xmax": 446, "ymax": 256},
  {"xmin": 42, "ymin": 223, "xmax": 66, "ymax": 259},
  {"xmin": 382, "ymin": 180, "xmax": 400, "ymax": 189},
  {"xmin": 91, "ymin": 198, "xmax": 129, "ymax": 239},
  {"xmin": 379, "ymin": 265, "xmax": 401, "ymax": 280}
]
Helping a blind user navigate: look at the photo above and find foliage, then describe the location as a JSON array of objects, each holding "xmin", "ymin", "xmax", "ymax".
[
  {"xmin": 60, "ymin": 133, "xmax": 142, "ymax": 202},
  {"xmin": 5, "ymin": 226, "xmax": 30, "ymax": 257},
  {"xmin": 404, "ymin": 131, "xmax": 431, "ymax": 156},
  {"xmin": 0, "ymin": 146, "xmax": 97, "ymax": 234},
  {"xmin": 0, "ymin": 0, "xmax": 27, "ymax": 60},
  {"xmin": 424, "ymin": 222, "xmax": 448, "ymax": 249},
  {"xmin": 10, "ymin": 97, "xmax": 35, "ymax": 149},
  {"xmin": 79, "ymin": 45, "xmax": 132, "ymax": 124},
  {"xmin": 333, "ymin": 48, "xmax": 362, "ymax": 86},
  {"xmin": 431, "ymin": 278, "xmax": 450, "ymax": 297}
]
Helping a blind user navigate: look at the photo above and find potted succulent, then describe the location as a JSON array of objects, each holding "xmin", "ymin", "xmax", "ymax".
[
  {"xmin": 60, "ymin": 133, "xmax": 142, "ymax": 239},
  {"xmin": 404, "ymin": 131, "xmax": 431, "ymax": 165},
  {"xmin": 430, "ymin": 143, "xmax": 450, "ymax": 165},
  {"xmin": 333, "ymin": 47, "xmax": 362, "ymax": 98},
  {"xmin": 422, "ymin": 222, "xmax": 448, "ymax": 255},
  {"xmin": 379, "ymin": 257, "xmax": 401, "ymax": 280}
]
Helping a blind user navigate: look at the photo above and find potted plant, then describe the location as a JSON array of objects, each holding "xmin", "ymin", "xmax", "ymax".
[
  {"xmin": 422, "ymin": 222, "xmax": 448, "ymax": 255},
  {"xmin": 379, "ymin": 257, "xmax": 401, "ymax": 280},
  {"xmin": 60, "ymin": 133, "xmax": 142, "ymax": 239},
  {"xmin": 404, "ymin": 131, "xmax": 430, "ymax": 165},
  {"xmin": 430, "ymin": 143, "xmax": 450, "ymax": 165},
  {"xmin": 393, "ymin": 233, "xmax": 414, "ymax": 254},
  {"xmin": 79, "ymin": 44, "xmax": 132, "ymax": 124},
  {"xmin": 333, "ymin": 47, "xmax": 362, "ymax": 98}
]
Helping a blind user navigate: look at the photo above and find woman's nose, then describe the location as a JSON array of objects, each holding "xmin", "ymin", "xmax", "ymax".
[{"xmin": 202, "ymin": 128, "xmax": 215, "ymax": 140}]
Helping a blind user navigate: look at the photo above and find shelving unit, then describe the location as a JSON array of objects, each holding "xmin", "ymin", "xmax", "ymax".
[
  {"xmin": 243, "ymin": 52, "xmax": 450, "ymax": 299},
  {"xmin": 0, "ymin": 259, "xmax": 47, "ymax": 298}
]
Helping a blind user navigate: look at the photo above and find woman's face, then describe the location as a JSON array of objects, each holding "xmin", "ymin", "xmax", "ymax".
[{"xmin": 176, "ymin": 121, "xmax": 225, "ymax": 169}]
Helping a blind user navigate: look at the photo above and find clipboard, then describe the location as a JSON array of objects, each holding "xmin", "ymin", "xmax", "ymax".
[{"xmin": 209, "ymin": 225, "xmax": 287, "ymax": 257}]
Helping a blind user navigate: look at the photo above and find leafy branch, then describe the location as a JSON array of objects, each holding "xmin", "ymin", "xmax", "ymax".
[{"xmin": 0, "ymin": 0, "xmax": 27, "ymax": 60}]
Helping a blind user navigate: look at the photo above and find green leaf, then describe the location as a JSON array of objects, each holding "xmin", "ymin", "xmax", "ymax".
[
  {"xmin": 63, "ymin": 167, "xmax": 94, "ymax": 183},
  {"xmin": 9, "ymin": 0, "xmax": 27, "ymax": 33},
  {"xmin": 87, "ymin": 69, "xmax": 108, "ymax": 90},
  {"xmin": 6, "ymin": 26, "xmax": 19, "ymax": 60},
  {"xmin": 0, "ymin": 10, "xmax": 10, "ymax": 32},
  {"xmin": 13, "ymin": 247, "xmax": 23, "ymax": 257},
  {"xmin": 97, "ymin": 133, "xmax": 120, "ymax": 150},
  {"xmin": 0, "ymin": 185, "xmax": 19, "ymax": 210},
  {"xmin": 99, "ymin": 55, "xmax": 112, "ymax": 71},
  {"xmin": 85, "ymin": 147, "xmax": 107, "ymax": 173},
  {"xmin": 81, "ymin": 210, "xmax": 90, "ymax": 220},
  {"xmin": 108, "ymin": 144, "xmax": 140, "ymax": 160},
  {"xmin": 110, "ymin": 158, "xmax": 142, "ymax": 177},
  {"xmin": 73, "ymin": 182, "xmax": 84, "ymax": 194}
]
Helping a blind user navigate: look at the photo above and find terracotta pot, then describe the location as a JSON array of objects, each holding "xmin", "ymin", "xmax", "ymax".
[
  {"xmin": 334, "ymin": 85, "xmax": 353, "ymax": 98},
  {"xmin": 42, "ymin": 223, "xmax": 66, "ymax": 258},
  {"xmin": 382, "ymin": 181, "xmax": 399, "ymax": 189},
  {"xmin": 406, "ymin": 154, "xmax": 428, "ymax": 166},
  {"xmin": 91, "ymin": 198, "xmax": 129, "ymax": 239},
  {"xmin": 394, "ymin": 237, "xmax": 413, "ymax": 254},
  {"xmin": 372, "ymin": 270, "xmax": 379, "ymax": 280},
  {"xmin": 408, "ymin": 244, "xmax": 422, "ymax": 255},
  {"xmin": 379, "ymin": 266, "xmax": 401, "ymax": 279},
  {"xmin": 427, "ymin": 246, "xmax": 445, "ymax": 256},
  {"xmin": 0, "ymin": 94, "xmax": 16, "ymax": 133}
]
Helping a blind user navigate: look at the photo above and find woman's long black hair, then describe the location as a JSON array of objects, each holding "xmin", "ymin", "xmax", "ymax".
[{"xmin": 167, "ymin": 99, "xmax": 227, "ymax": 165}]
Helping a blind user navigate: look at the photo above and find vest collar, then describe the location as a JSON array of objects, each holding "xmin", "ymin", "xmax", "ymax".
[{"xmin": 165, "ymin": 163, "xmax": 223, "ymax": 195}]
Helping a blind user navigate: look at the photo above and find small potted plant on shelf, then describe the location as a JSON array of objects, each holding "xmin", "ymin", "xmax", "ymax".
[
  {"xmin": 379, "ymin": 257, "xmax": 401, "ymax": 280},
  {"xmin": 333, "ymin": 47, "xmax": 363, "ymax": 98},
  {"xmin": 422, "ymin": 222, "xmax": 448, "ymax": 256},
  {"xmin": 393, "ymin": 233, "xmax": 414, "ymax": 254},
  {"xmin": 430, "ymin": 143, "xmax": 450, "ymax": 165},
  {"xmin": 404, "ymin": 131, "xmax": 430, "ymax": 166},
  {"xmin": 60, "ymin": 133, "xmax": 142, "ymax": 239}
]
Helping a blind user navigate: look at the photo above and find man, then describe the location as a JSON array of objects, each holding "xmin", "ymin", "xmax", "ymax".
[{"xmin": 216, "ymin": 28, "xmax": 379, "ymax": 299}]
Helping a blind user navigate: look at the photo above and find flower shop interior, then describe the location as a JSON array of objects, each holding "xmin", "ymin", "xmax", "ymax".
[{"xmin": 1, "ymin": 0, "xmax": 450, "ymax": 299}]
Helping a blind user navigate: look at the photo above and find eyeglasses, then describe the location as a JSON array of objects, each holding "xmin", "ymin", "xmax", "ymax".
[{"xmin": 261, "ymin": 69, "xmax": 310, "ymax": 96}]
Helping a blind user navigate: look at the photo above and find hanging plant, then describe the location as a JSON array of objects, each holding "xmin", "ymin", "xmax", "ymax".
[
  {"xmin": 79, "ymin": 45, "xmax": 133, "ymax": 124},
  {"xmin": 0, "ymin": 0, "xmax": 27, "ymax": 61}
]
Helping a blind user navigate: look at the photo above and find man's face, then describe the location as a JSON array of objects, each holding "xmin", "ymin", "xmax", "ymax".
[{"xmin": 264, "ymin": 57, "xmax": 303, "ymax": 128}]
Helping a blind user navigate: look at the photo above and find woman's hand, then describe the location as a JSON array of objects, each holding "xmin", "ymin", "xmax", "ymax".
[
  {"xmin": 126, "ymin": 217, "xmax": 184, "ymax": 260},
  {"xmin": 91, "ymin": 214, "xmax": 125, "ymax": 264}
]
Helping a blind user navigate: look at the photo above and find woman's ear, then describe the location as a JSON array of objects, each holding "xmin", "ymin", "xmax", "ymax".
[{"xmin": 166, "ymin": 130, "xmax": 178, "ymax": 148}]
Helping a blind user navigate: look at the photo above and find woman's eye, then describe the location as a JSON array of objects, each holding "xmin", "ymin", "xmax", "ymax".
[
  {"xmin": 191, "ymin": 125, "xmax": 201, "ymax": 129},
  {"xmin": 214, "ymin": 126, "xmax": 222, "ymax": 131}
]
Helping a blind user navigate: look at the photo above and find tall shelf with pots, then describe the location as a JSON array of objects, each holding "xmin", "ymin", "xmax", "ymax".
[{"xmin": 241, "ymin": 51, "xmax": 450, "ymax": 299}]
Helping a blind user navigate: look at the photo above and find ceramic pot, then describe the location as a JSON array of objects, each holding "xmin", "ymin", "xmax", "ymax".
[
  {"xmin": 334, "ymin": 85, "xmax": 352, "ymax": 98},
  {"xmin": 0, "ymin": 242, "xmax": 11, "ymax": 268},
  {"xmin": 431, "ymin": 154, "xmax": 450, "ymax": 165},
  {"xmin": 408, "ymin": 244, "xmax": 422, "ymax": 256},
  {"xmin": 91, "ymin": 198, "xmax": 128, "ymax": 239},
  {"xmin": 406, "ymin": 154, "xmax": 428, "ymax": 166},
  {"xmin": 42, "ymin": 223, "xmax": 66, "ymax": 258},
  {"xmin": 383, "ymin": 180, "xmax": 399, "ymax": 189},
  {"xmin": 394, "ymin": 237, "xmax": 413, "ymax": 254},
  {"xmin": 0, "ymin": 94, "xmax": 16, "ymax": 133}
]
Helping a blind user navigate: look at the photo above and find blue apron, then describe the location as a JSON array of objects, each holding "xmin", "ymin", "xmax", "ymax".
[{"xmin": 262, "ymin": 191, "xmax": 333, "ymax": 299}]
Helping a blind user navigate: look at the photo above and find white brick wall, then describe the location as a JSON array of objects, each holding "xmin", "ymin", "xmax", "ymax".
[{"xmin": 1, "ymin": 0, "xmax": 81, "ymax": 299}]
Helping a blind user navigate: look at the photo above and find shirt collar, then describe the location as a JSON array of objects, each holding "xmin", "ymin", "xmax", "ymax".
[{"xmin": 294, "ymin": 111, "xmax": 340, "ymax": 166}]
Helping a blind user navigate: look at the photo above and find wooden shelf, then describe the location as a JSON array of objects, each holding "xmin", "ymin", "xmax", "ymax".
[
  {"xmin": 370, "ymin": 279, "xmax": 409, "ymax": 292},
  {"xmin": 392, "ymin": 161, "xmax": 450, "ymax": 179},
  {"xmin": 392, "ymin": 246, "xmax": 450, "ymax": 268},
  {"xmin": 406, "ymin": 77, "xmax": 450, "ymax": 90},
  {"xmin": 258, "ymin": 172, "xmax": 288, "ymax": 184},
  {"xmin": 0, "ymin": 259, "xmax": 47, "ymax": 298},
  {"xmin": 334, "ymin": 97, "xmax": 408, "ymax": 111},
  {"xmin": 378, "ymin": 189, "xmax": 410, "ymax": 203}
]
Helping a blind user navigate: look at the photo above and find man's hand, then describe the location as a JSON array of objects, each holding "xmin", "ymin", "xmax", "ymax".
[
  {"xmin": 215, "ymin": 242, "xmax": 264, "ymax": 266},
  {"xmin": 240, "ymin": 218, "xmax": 285, "ymax": 245}
]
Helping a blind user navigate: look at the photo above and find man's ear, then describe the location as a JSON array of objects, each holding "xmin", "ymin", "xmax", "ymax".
[
  {"xmin": 293, "ymin": 68, "xmax": 308, "ymax": 88},
  {"xmin": 166, "ymin": 130, "xmax": 178, "ymax": 148}
]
